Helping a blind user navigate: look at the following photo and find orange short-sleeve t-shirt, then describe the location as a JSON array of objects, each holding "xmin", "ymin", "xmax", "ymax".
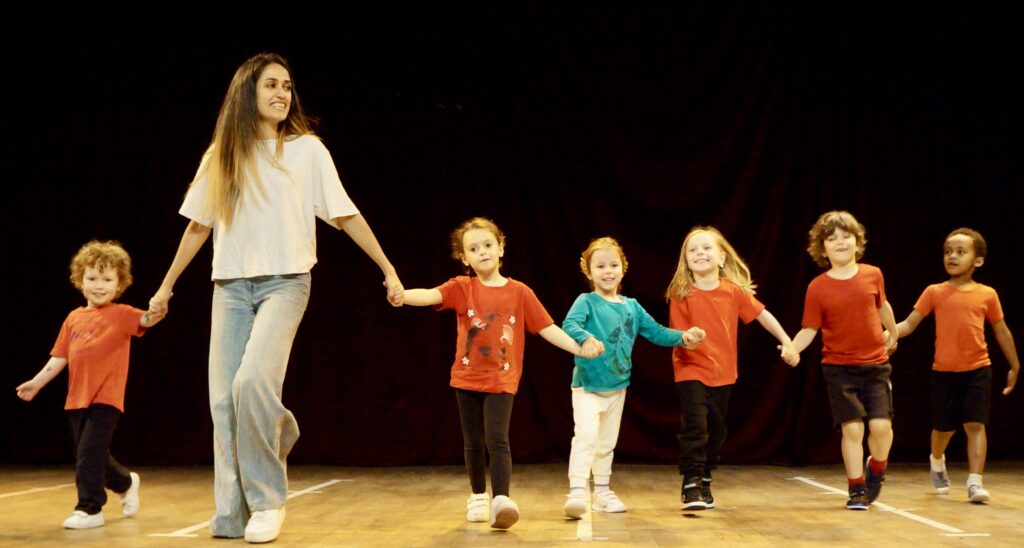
[
  {"xmin": 436, "ymin": 276, "xmax": 554, "ymax": 394},
  {"xmin": 914, "ymin": 282, "xmax": 1003, "ymax": 372},
  {"xmin": 51, "ymin": 303, "xmax": 147, "ymax": 412},
  {"xmin": 801, "ymin": 264, "xmax": 888, "ymax": 365}
]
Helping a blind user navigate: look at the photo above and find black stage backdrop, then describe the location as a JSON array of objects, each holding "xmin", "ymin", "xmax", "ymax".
[{"xmin": 3, "ymin": 4, "xmax": 1021, "ymax": 466}]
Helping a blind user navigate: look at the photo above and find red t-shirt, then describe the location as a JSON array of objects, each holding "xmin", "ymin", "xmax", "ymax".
[
  {"xmin": 436, "ymin": 276, "xmax": 554, "ymax": 394},
  {"xmin": 669, "ymin": 279, "xmax": 765, "ymax": 386},
  {"xmin": 801, "ymin": 264, "xmax": 888, "ymax": 365},
  {"xmin": 914, "ymin": 282, "xmax": 1003, "ymax": 372},
  {"xmin": 51, "ymin": 304, "xmax": 147, "ymax": 412}
]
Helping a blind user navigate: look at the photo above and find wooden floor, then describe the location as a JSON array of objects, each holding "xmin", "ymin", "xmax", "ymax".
[{"xmin": 1, "ymin": 462, "xmax": 1021, "ymax": 547}]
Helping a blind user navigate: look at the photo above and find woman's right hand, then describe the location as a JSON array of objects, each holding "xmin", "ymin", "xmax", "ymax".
[{"xmin": 149, "ymin": 286, "xmax": 174, "ymax": 316}]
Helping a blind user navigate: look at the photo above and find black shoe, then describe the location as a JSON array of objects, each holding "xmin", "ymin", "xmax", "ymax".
[
  {"xmin": 700, "ymin": 479, "xmax": 715, "ymax": 509},
  {"xmin": 680, "ymin": 480, "xmax": 707, "ymax": 511},
  {"xmin": 865, "ymin": 457, "xmax": 885, "ymax": 503},
  {"xmin": 847, "ymin": 484, "xmax": 869, "ymax": 510}
]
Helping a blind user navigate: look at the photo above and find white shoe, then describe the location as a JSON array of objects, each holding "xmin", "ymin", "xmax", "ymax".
[
  {"xmin": 244, "ymin": 507, "xmax": 285, "ymax": 543},
  {"xmin": 63, "ymin": 510, "xmax": 104, "ymax": 529},
  {"xmin": 120, "ymin": 472, "xmax": 141, "ymax": 516},
  {"xmin": 592, "ymin": 489, "xmax": 627, "ymax": 513},
  {"xmin": 563, "ymin": 490, "xmax": 587, "ymax": 519},
  {"xmin": 490, "ymin": 495, "xmax": 519, "ymax": 529},
  {"xmin": 968, "ymin": 484, "xmax": 990, "ymax": 503},
  {"xmin": 466, "ymin": 493, "xmax": 489, "ymax": 522}
]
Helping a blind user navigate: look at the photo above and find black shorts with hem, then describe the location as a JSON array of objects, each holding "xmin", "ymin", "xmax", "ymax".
[
  {"xmin": 931, "ymin": 366, "xmax": 992, "ymax": 431},
  {"xmin": 821, "ymin": 362, "xmax": 893, "ymax": 428}
]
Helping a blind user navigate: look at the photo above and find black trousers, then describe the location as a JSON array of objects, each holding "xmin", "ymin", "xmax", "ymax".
[
  {"xmin": 675, "ymin": 381, "xmax": 731, "ymax": 482},
  {"xmin": 455, "ymin": 389, "xmax": 514, "ymax": 497},
  {"xmin": 67, "ymin": 404, "xmax": 132, "ymax": 514}
]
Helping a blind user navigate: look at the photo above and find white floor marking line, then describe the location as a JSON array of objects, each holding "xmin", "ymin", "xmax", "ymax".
[
  {"xmin": 576, "ymin": 505, "xmax": 593, "ymax": 541},
  {"xmin": 789, "ymin": 476, "xmax": 988, "ymax": 537},
  {"xmin": 0, "ymin": 483, "xmax": 74, "ymax": 499},
  {"xmin": 148, "ymin": 479, "xmax": 348, "ymax": 538}
]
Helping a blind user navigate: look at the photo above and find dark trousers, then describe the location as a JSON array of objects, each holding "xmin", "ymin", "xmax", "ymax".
[
  {"xmin": 455, "ymin": 389, "xmax": 514, "ymax": 497},
  {"xmin": 67, "ymin": 404, "xmax": 132, "ymax": 514},
  {"xmin": 675, "ymin": 381, "xmax": 731, "ymax": 482}
]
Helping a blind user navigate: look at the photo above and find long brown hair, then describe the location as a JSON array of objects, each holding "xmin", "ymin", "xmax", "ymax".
[{"xmin": 196, "ymin": 53, "xmax": 316, "ymax": 225}]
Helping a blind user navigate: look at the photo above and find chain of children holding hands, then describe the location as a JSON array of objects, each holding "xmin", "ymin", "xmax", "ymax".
[{"xmin": 16, "ymin": 53, "xmax": 1020, "ymax": 543}]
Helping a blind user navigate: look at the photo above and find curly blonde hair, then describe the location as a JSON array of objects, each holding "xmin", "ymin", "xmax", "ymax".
[
  {"xmin": 69, "ymin": 240, "xmax": 133, "ymax": 298},
  {"xmin": 579, "ymin": 236, "xmax": 628, "ymax": 290},
  {"xmin": 665, "ymin": 226, "xmax": 756, "ymax": 300},
  {"xmin": 807, "ymin": 210, "xmax": 867, "ymax": 268},
  {"xmin": 450, "ymin": 217, "xmax": 506, "ymax": 274}
]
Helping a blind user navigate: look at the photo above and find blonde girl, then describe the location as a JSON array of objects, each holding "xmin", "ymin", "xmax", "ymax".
[
  {"xmin": 400, "ymin": 217, "xmax": 598, "ymax": 530},
  {"xmin": 667, "ymin": 226, "xmax": 798, "ymax": 510},
  {"xmin": 561, "ymin": 237, "xmax": 703, "ymax": 519}
]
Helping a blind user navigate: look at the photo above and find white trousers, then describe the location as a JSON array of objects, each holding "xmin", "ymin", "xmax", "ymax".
[{"xmin": 567, "ymin": 387, "xmax": 626, "ymax": 488}]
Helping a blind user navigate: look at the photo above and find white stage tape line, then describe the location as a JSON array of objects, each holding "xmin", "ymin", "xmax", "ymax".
[{"xmin": 0, "ymin": 483, "xmax": 74, "ymax": 499}]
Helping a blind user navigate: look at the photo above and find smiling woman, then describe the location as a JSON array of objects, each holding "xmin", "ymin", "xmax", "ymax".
[{"xmin": 147, "ymin": 53, "xmax": 404, "ymax": 543}]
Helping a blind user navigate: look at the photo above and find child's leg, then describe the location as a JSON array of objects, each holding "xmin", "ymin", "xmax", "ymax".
[
  {"xmin": 482, "ymin": 393, "xmax": 515, "ymax": 497},
  {"xmin": 866, "ymin": 418, "xmax": 893, "ymax": 461},
  {"xmin": 68, "ymin": 404, "xmax": 122, "ymax": 515},
  {"xmin": 963, "ymin": 423, "xmax": 987, "ymax": 476},
  {"xmin": 675, "ymin": 381, "xmax": 709, "ymax": 482},
  {"xmin": 931, "ymin": 430, "xmax": 956, "ymax": 459},
  {"xmin": 591, "ymin": 389, "xmax": 626, "ymax": 489},
  {"xmin": 702, "ymin": 386, "xmax": 731, "ymax": 480},
  {"xmin": 840, "ymin": 420, "xmax": 866, "ymax": 479},
  {"xmin": 962, "ymin": 366, "xmax": 993, "ymax": 478},
  {"xmin": 568, "ymin": 388, "xmax": 601, "ymax": 490},
  {"xmin": 455, "ymin": 389, "xmax": 489, "ymax": 495}
]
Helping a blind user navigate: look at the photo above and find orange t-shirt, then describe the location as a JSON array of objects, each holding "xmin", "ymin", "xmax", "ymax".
[
  {"xmin": 669, "ymin": 279, "xmax": 765, "ymax": 386},
  {"xmin": 801, "ymin": 264, "xmax": 888, "ymax": 365},
  {"xmin": 51, "ymin": 304, "xmax": 147, "ymax": 412},
  {"xmin": 436, "ymin": 276, "xmax": 554, "ymax": 394},
  {"xmin": 914, "ymin": 282, "xmax": 1003, "ymax": 372}
]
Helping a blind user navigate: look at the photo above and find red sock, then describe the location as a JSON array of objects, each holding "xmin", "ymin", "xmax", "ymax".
[
  {"xmin": 869, "ymin": 458, "xmax": 888, "ymax": 474},
  {"xmin": 848, "ymin": 477, "xmax": 866, "ymax": 488}
]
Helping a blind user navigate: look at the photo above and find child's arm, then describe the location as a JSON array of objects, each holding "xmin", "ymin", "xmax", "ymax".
[
  {"xmin": 992, "ymin": 319, "xmax": 1020, "ymax": 395},
  {"xmin": 150, "ymin": 221, "xmax": 212, "ymax": 314},
  {"xmin": 879, "ymin": 300, "xmax": 899, "ymax": 353},
  {"xmin": 755, "ymin": 309, "xmax": 799, "ymax": 366},
  {"xmin": 140, "ymin": 306, "xmax": 167, "ymax": 328},
  {"xmin": 401, "ymin": 288, "xmax": 443, "ymax": 307},
  {"xmin": 15, "ymin": 357, "xmax": 68, "ymax": 401},
  {"xmin": 791, "ymin": 327, "xmax": 818, "ymax": 357},
  {"xmin": 895, "ymin": 310, "xmax": 924, "ymax": 338},
  {"xmin": 539, "ymin": 325, "xmax": 598, "ymax": 358}
]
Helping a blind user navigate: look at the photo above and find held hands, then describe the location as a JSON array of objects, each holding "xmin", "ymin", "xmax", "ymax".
[
  {"xmin": 15, "ymin": 379, "xmax": 41, "ymax": 401},
  {"xmin": 384, "ymin": 273, "xmax": 404, "ymax": 307},
  {"xmin": 682, "ymin": 327, "xmax": 706, "ymax": 349},
  {"xmin": 149, "ymin": 287, "xmax": 174, "ymax": 317},
  {"xmin": 883, "ymin": 330, "xmax": 898, "ymax": 355},
  {"xmin": 580, "ymin": 337, "xmax": 605, "ymax": 359},
  {"xmin": 779, "ymin": 342, "xmax": 800, "ymax": 367},
  {"xmin": 1004, "ymin": 368, "xmax": 1019, "ymax": 396}
]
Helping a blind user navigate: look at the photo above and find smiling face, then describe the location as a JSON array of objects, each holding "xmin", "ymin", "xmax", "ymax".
[
  {"xmin": 943, "ymin": 233, "xmax": 983, "ymax": 277},
  {"xmin": 685, "ymin": 231, "xmax": 725, "ymax": 277},
  {"xmin": 823, "ymin": 227, "xmax": 859, "ymax": 268},
  {"xmin": 587, "ymin": 247, "xmax": 624, "ymax": 297},
  {"xmin": 81, "ymin": 265, "xmax": 122, "ymax": 308},
  {"xmin": 461, "ymin": 228, "xmax": 504, "ymax": 277},
  {"xmin": 255, "ymin": 63, "xmax": 292, "ymax": 138}
]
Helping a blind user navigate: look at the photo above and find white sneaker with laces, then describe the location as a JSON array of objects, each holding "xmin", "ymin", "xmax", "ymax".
[
  {"xmin": 490, "ymin": 495, "xmax": 519, "ymax": 529},
  {"xmin": 968, "ymin": 484, "xmax": 990, "ymax": 503},
  {"xmin": 592, "ymin": 489, "xmax": 627, "ymax": 513},
  {"xmin": 63, "ymin": 510, "xmax": 105, "ymax": 529},
  {"xmin": 466, "ymin": 493, "xmax": 489, "ymax": 522},
  {"xmin": 563, "ymin": 490, "xmax": 588, "ymax": 519},
  {"xmin": 120, "ymin": 472, "xmax": 141, "ymax": 516},
  {"xmin": 244, "ymin": 507, "xmax": 286, "ymax": 543}
]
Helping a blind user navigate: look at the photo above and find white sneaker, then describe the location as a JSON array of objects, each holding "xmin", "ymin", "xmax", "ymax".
[
  {"xmin": 592, "ymin": 489, "xmax": 627, "ymax": 513},
  {"xmin": 466, "ymin": 493, "xmax": 489, "ymax": 522},
  {"xmin": 968, "ymin": 484, "xmax": 990, "ymax": 503},
  {"xmin": 490, "ymin": 495, "xmax": 519, "ymax": 529},
  {"xmin": 120, "ymin": 472, "xmax": 141, "ymax": 516},
  {"xmin": 244, "ymin": 507, "xmax": 285, "ymax": 543},
  {"xmin": 63, "ymin": 510, "xmax": 104, "ymax": 529},
  {"xmin": 563, "ymin": 490, "xmax": 588, "ymax": 519}
]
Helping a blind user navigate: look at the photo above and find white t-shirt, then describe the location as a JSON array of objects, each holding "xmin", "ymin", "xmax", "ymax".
[{"xmin": 180, "ymin": 135, "xmax": 359, "ymax": 280}]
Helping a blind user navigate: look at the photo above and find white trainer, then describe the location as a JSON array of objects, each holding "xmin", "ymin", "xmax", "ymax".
[
  {"xmin": 466, "ymin": 493, "xmax": 489, "ymax": 522},
  {"xmin": 490, "ymin": 495, "xmax": 519, "ymax": 529},
  {"xmin": 563, "ymin": 490, "xmax": 588, "ymax": 519},
  {"xmin": 592, "ymin": 489, "xmax": 627, "ymax": 513},
  {"xmin": 120, "ymin": 472, "xmax": 141, "ymax": 516},
  {"xmin": 63, "ymin": 510, "xmax": 104, "ymax": 529},
  {"xmin": 244, "ymin": 507, "xmax": 286, "ymax": 543}
]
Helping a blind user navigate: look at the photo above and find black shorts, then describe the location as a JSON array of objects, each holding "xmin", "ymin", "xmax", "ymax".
[
  {"xmin": 821, "ymin": 363, "xmax": 893, "ymax": 427},
  {"xmin": 931, "ymin": 366, "xmax": 992, "ymax": 431}
]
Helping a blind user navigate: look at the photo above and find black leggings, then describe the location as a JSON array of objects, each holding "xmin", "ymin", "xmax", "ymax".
[
  {"xmin": 67, "ymin": 404, "xmax": 132, "ymax": 514},
  {"xmin": 675, "ymin": 381, "xmax": 731, "ymax": 482},
  {"xmin": 455, "ymin": 389, "xmax": 514, "ymax": 496}
]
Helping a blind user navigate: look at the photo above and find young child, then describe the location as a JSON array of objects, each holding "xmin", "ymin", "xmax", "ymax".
[
  {"xmin": 894, "ymin": 228, "xmax": 1019, "ymax": 503},
  {"xmin": 561, "ymin": 237, "xmax": 705, "ymax": 519},
  {"xmin": 667, "ymin": 227, "xmax": 798, "ymax": 510},
  {"xmin": 16, "ymin": 240, "xmax": 164, "ymax": 529},
  {"xmin": 791, "ymin": 211, "xmax": 898, "ymax": 510},
  {"xmin": 398, "ymin": 217, "xmax": 599, "ymax": 529}
]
